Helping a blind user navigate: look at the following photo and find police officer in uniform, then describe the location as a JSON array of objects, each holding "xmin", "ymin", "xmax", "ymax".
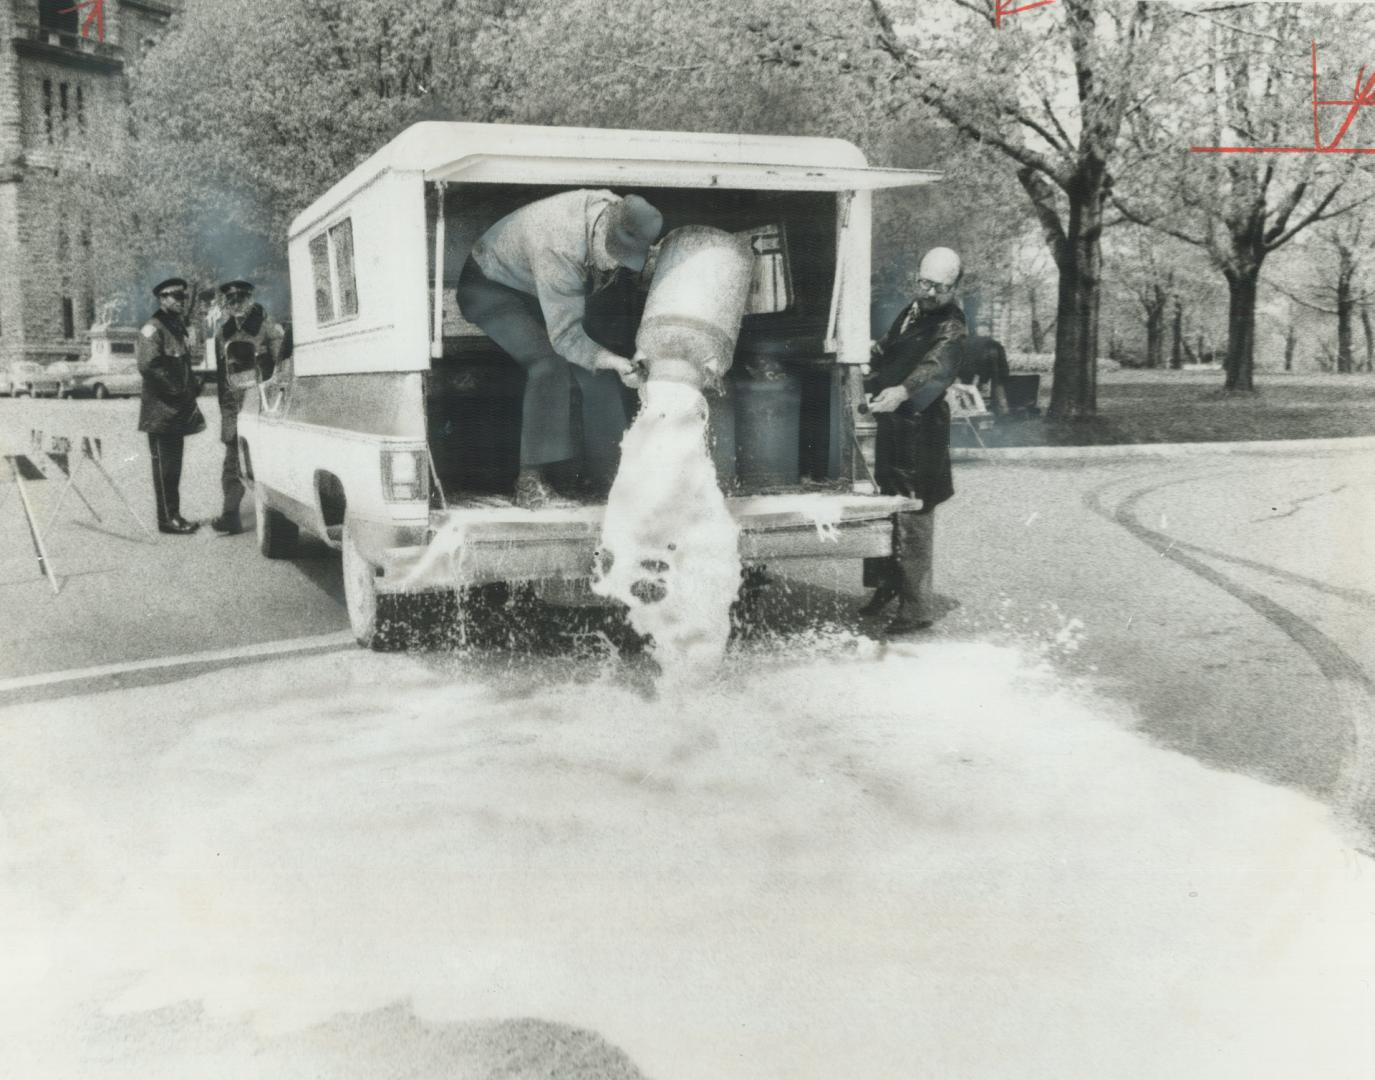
[
  {"xmin": 137, "ymin": 277, "xmax": 206, "ymax": 535},
  {"xmin": 860, "ymin": 247, "xmax": 968, "ymax": 633},
  {"xmin": 211, "ymin": 279, "xmax": 285, "ymax": 534}
]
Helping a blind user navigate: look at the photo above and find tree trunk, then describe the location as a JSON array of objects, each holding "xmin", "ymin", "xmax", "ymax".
[
  {"xmin": 1336, "ymin": 245, "xmax": 1355, "ymax": 374},
  {"xmin": 1170, "ymin": 298, "xmax": 1184, "ymax": 369},
  {"xmin": 1362, "ymin": 302, "xmax": 1374, "ymax": 372},
  {"xmin": 1047, "ymin": 175, "xmax": 1105, "ymax": 419},
  {"xmin": 1143, "ymin": 289, "xmax": 1165, "ymax": 369},
  {"xmin": 1223, "ymin": 268, "xmax": 1260, "ymax": 391}
]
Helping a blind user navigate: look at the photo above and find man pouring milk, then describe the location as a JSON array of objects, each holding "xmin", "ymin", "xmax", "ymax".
[{"xmin": 456, "ymin": 190, "xmax": 664, "ymax": 510}]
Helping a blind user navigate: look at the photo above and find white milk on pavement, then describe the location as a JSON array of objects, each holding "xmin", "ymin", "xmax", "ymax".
[
  {"xmin": 2, "ymin": 637, "xmax": 1373, "ymax": 1080},
  {"xmin": 592, "ymin": 379, "xmax": 740, "ymax": 683}
]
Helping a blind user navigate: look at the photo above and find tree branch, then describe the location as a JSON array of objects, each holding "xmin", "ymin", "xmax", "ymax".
[
  {"xmin": 1111, "ymin": 194, "xmax": 1208, "ymax": 251},
  {"xmin": 1039, "ymin": 93, "xmax": 1073, "ymax": 150},
  {"xmin": 1266, "ymin": 184, "xmax": 1354, "ymax": 252},
  {"xmin": 1180, "ymin": 9, "xmax": 1286, "ymax": 44},
  {"xmin": 865, "ymin": 0, "xmax": 1069, "ymax": 185},
  {"xmin": 1018, "ymin": 166, "xmax": 1068, "ymax": 263}
]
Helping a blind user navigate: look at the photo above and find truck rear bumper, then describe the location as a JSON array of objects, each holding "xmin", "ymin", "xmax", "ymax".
[{"xmin": 370, "ymin": 492, "xmax": 919, "ymax": 595}]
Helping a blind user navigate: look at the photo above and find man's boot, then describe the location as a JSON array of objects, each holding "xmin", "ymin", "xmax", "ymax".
[
  {"xmin": 513, "ymin": 467, "xmax": 578, "ymax": 511},
  {"xmin": 885, "ymin": 604, "xmax": 934, "ymax": 635},
  {"xmin": 858, "ymin": 581, "xmax": 898, "ymax": 617}
]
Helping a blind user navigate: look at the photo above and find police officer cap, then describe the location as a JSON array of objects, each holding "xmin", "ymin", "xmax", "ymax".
[
  {"xmin": 219, "ymin": 279, "xmax": 255, "ymax": 295},
  {"xmin": 152, "ymin": 277, "xmax": 188, "ymax": 296}
]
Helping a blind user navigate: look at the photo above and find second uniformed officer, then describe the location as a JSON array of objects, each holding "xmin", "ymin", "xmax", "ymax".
[
  {"xmin": 211, "ymin": 279, "xmax": 285, "ymax": 534},
  {"xmin": 137, "ymin": 277, "xmax": 207, "ymax": 535}
]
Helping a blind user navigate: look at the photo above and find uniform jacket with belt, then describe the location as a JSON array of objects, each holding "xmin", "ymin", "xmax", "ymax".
[
  {"xmin": 214, "ymin": 303, "xmax": 286, "ymax": 444},
  {"xmin": 864, "ymin": 300, "xmax": 967, "ymax": 509},
  {"xmin": 469, "ymin": 188, "xmax": 627, "ymax": 373},
  {"xmin": 136, "ymin": 309, "xmax": 206, "ymax": 436}
]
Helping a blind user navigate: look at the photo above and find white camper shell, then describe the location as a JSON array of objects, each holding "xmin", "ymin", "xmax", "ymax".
[{"xmin": 236, "ymin": 122, "xmax": 939, "ymax": 647}]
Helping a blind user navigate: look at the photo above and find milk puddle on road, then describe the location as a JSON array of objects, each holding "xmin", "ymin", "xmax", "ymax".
[
  {"xmin": 592, "ymin": 379, "xmax": 740, "ymax": 684},
  {"xmin": 3, "ymin": 636, "xmax": 1373, "ymax": 1079}
]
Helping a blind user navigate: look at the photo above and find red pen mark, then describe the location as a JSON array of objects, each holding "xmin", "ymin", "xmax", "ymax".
[
  {"xmin": 995, "ymin": 0, "xmax": 1056, "ymax": 30},
  {"xmin": 58, "ymin": 0, "xmax": 105, "ymax": 43},
  {"xmin": 1191, "ymin": 42, "xmax": 1375, "ymax": 154}
]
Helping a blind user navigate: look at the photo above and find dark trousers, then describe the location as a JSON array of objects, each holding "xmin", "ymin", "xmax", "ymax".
[
  {"xmin": 456, "ymin": 256, "xmax": 626, "ymax": 470},
  {"xmin": 147, "ymin": 433, "xmax": 185, "ymax": 524},
  {"xmin": 867, "ymin": 509, "xmax": 937, "ymax": 620},
  {"xmin": 221, "ymin": 440, "xmax": 244, "ymax": 515},
  {"xmin": 894, "ymin": 509, "xmax": 936, "ymax": 619}
]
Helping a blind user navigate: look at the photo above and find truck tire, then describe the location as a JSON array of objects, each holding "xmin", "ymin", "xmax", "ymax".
[
  {"xmin": 254, "ymin": 482, "xmax": 297, "ymax": 559},
  {"xmin": 93, "ymin": 383, "xmax": 109, "ymax": 400},
  {"xmin": 342, "ymin": 515, "xmax": 408, "ymax": 651}
]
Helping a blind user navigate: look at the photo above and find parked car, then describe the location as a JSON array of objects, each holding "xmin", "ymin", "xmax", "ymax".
[
  {"xmin": 238, "ymin": 121, "xmax": 938, "ymax": 648},
  {"xmin": 2, "ymin": 360, "xmax": 64, "ymax": 397},
  {"xmin": 62, "ymin": 326, "xmax": 143, "ymax": 398}
]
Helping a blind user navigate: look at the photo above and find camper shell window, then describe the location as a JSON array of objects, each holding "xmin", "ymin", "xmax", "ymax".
[{"xmin": 309, "ymin": 217, "xmax": 360, "ymax": 325}]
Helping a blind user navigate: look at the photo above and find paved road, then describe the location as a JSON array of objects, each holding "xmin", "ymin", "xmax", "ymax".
[{"xmin": 3, "ymin": 396, "xmax": 1373, "ymax": 835}]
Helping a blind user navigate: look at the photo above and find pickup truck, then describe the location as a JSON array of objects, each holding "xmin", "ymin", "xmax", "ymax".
[{"xmin": 236, "ymin": 121, "xmax": 939, "ymax": 648}]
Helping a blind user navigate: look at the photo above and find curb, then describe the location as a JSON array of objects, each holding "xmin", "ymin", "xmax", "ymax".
[
  {"xmin": 0, "ymin": 630, "xmax": 355, "ymax": 704},
  {"xmin": 950, "ymin": 434, "xmax": 1375, "ymax": 463}
]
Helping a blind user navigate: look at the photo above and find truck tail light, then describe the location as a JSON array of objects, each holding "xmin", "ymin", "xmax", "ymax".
[{"xmin": 382, "ymin": 448, "xmax": 429, "ymax": 502}]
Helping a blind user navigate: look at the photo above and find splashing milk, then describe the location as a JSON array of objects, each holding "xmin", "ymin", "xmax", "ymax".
[{"xmin": 592, "ymin": 379, "xmax": 741, "ymax": 683}]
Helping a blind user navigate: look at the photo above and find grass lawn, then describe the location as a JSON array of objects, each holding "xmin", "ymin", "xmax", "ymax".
[{"xmin": 959, "ymin": 369, "xmax": 1375, "ymax": 449}]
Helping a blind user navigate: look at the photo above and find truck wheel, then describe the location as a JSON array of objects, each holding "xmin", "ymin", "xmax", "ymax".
[
  {"xmin": 254, "ymin": 483, "xmax": 297, "ymax": 559},
  {"xmin": 93, "ymin": 383, "xmax": 109, "ymax": 400},
  {"xmin": 341, "ymin": 515, "xmax": 409, "ymax": 650}
]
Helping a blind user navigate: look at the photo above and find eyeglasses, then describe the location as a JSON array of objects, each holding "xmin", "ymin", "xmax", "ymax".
[
  {"xmin": 916, "ymin": 278, "xmax": 954, "ymax": 294},
  {"xmin": 224, "ymin": 290, "xmax": 251, "ymax": 302},
  {"xmin": 160, "ymin": 290, "xmax": 188, "ymax": 301}
]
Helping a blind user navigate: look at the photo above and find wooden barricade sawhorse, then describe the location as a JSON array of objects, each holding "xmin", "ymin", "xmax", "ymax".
[
  {"xmin": 2, "ymin": 430, "xmax": 155, "ymax": 595},
  {"xmin": 948, "ymin": 383, "xmax": 995, "ymax": 448}
]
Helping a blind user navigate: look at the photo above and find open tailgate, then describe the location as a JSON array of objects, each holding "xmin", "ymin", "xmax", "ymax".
[{"xmin": 382, "ymin": 492, "xmax": 918, "ymax": 591}]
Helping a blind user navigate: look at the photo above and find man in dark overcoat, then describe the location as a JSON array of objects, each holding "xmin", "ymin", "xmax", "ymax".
[
  {"xmin": 211, "ymin": 279, "xmax": 286, "ymax": 534},
  {"xmin": 137, "ymin": 277, "xmax": 206, "ymax": 534},
  {"xmin": 860, "ymin": 247, "xmax": 967, "ymax": 633}
]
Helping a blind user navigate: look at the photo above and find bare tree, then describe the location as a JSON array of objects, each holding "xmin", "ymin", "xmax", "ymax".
[
  {"xmin": 1118, "ymin": 3, "xmax": 1365, "ymax": 390},
  {"xmin": 849, "ymin": 0, "xmax": 1162, "ymax": 418}
]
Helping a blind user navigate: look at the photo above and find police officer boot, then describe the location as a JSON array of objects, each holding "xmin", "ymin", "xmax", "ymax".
[
  {"xmin": 210, "ymin": 511, "xmax": 243, "ymax": 534},
  {"xmin": 159, "ymin": 517, "xmax": 200, "ymax": 535}
]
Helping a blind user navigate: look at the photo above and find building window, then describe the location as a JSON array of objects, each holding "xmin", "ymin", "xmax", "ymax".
[
  {"xmin": 76, "ymin": 85, "xmax": 85, "ymax": 133},
  {"xmin": 42, "ymin": 79, "xmax": 53, "ymax": 143},
  {"xmin": 59, "ymin": 82, "xmax": 69, "ymax": 139},
  {"xmin": 39, "ymin": 1, "xmax": 79, "ymax": 35},
  {"xmin": 62, "ymin": 297, "xmax": 75, "ymax": 339},
  {"xmin": 82, "ymin": 294, "xmax": 96, "ymax": 330}
]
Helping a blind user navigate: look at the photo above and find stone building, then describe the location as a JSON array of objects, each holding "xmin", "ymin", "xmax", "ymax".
[{"xmin": 0, "ymin": 0, "xmax": 178, "ymax": 372}]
